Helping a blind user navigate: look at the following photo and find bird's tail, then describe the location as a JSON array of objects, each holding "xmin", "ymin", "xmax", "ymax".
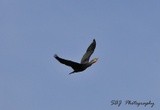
[{"xmin": 69, "ymin": 71, "xmax": 75, "ymax": 75}]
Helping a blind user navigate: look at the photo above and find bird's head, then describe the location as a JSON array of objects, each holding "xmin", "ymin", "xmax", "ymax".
[{"xmin": 90, "ymin": 58, "xmax": 98, "ymax": 64}]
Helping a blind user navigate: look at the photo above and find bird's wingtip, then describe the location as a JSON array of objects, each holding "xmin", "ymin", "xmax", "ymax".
[
  {"xmin": 54, "ymin": 54, "xmax": 58, "ymax": 58},
  {"xmin": 93, "ymin": 39, "xmax": 96, "ymax": 44}
]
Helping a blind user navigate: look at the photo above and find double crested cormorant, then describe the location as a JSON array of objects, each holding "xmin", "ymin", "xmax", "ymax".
[{"xmin": 54, "ymin": 39, "xmax": 98, "ymax": 74}]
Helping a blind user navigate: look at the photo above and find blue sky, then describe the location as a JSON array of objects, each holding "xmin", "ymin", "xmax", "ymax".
[{"xmin": 0, "ymin": 0, "xmax": 160, "ymax": 110}]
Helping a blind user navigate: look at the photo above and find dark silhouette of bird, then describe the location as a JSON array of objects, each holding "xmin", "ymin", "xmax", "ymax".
[{"xmin": 54, "ymin": 39, "xmax": 98, "ymax": 74}]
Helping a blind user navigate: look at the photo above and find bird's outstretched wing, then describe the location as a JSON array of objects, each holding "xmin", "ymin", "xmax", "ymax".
[
  {"xmin": 54, "ymin": 54, "xmax": 80, "ymax": 70},
  {"xmin": 81, "ymin": 39, "xmax": 96, "ymax": 64}
]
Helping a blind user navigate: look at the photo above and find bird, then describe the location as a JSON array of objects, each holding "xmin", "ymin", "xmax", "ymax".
[{"xmin": 54, "ymin": 39, "xmax": 98, "ymax": 74}]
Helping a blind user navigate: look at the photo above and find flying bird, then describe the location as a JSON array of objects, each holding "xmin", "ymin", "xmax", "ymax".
[{"xmin": 54, "ymin": 39, "xmax": 98, "ymax": 74}]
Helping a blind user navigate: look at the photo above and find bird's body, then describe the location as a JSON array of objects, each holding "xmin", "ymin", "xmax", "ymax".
[{"xmin": 54, "ymin": 39, "xmax": 98, "ymax": 74}]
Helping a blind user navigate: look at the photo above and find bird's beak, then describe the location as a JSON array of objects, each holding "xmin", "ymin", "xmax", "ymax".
[{"xmin": 94, "ymin": 58, "xmax": 98, "ymax": 63}]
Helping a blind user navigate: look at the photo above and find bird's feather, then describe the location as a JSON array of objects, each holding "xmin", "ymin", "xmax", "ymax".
[
  {"xmin": 54, "ymin": 54, "xmax": 81, "ymax": 70},
  {"xmin": 81, "ymin": 39, "xmax": 96, "ymax": 64}
]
